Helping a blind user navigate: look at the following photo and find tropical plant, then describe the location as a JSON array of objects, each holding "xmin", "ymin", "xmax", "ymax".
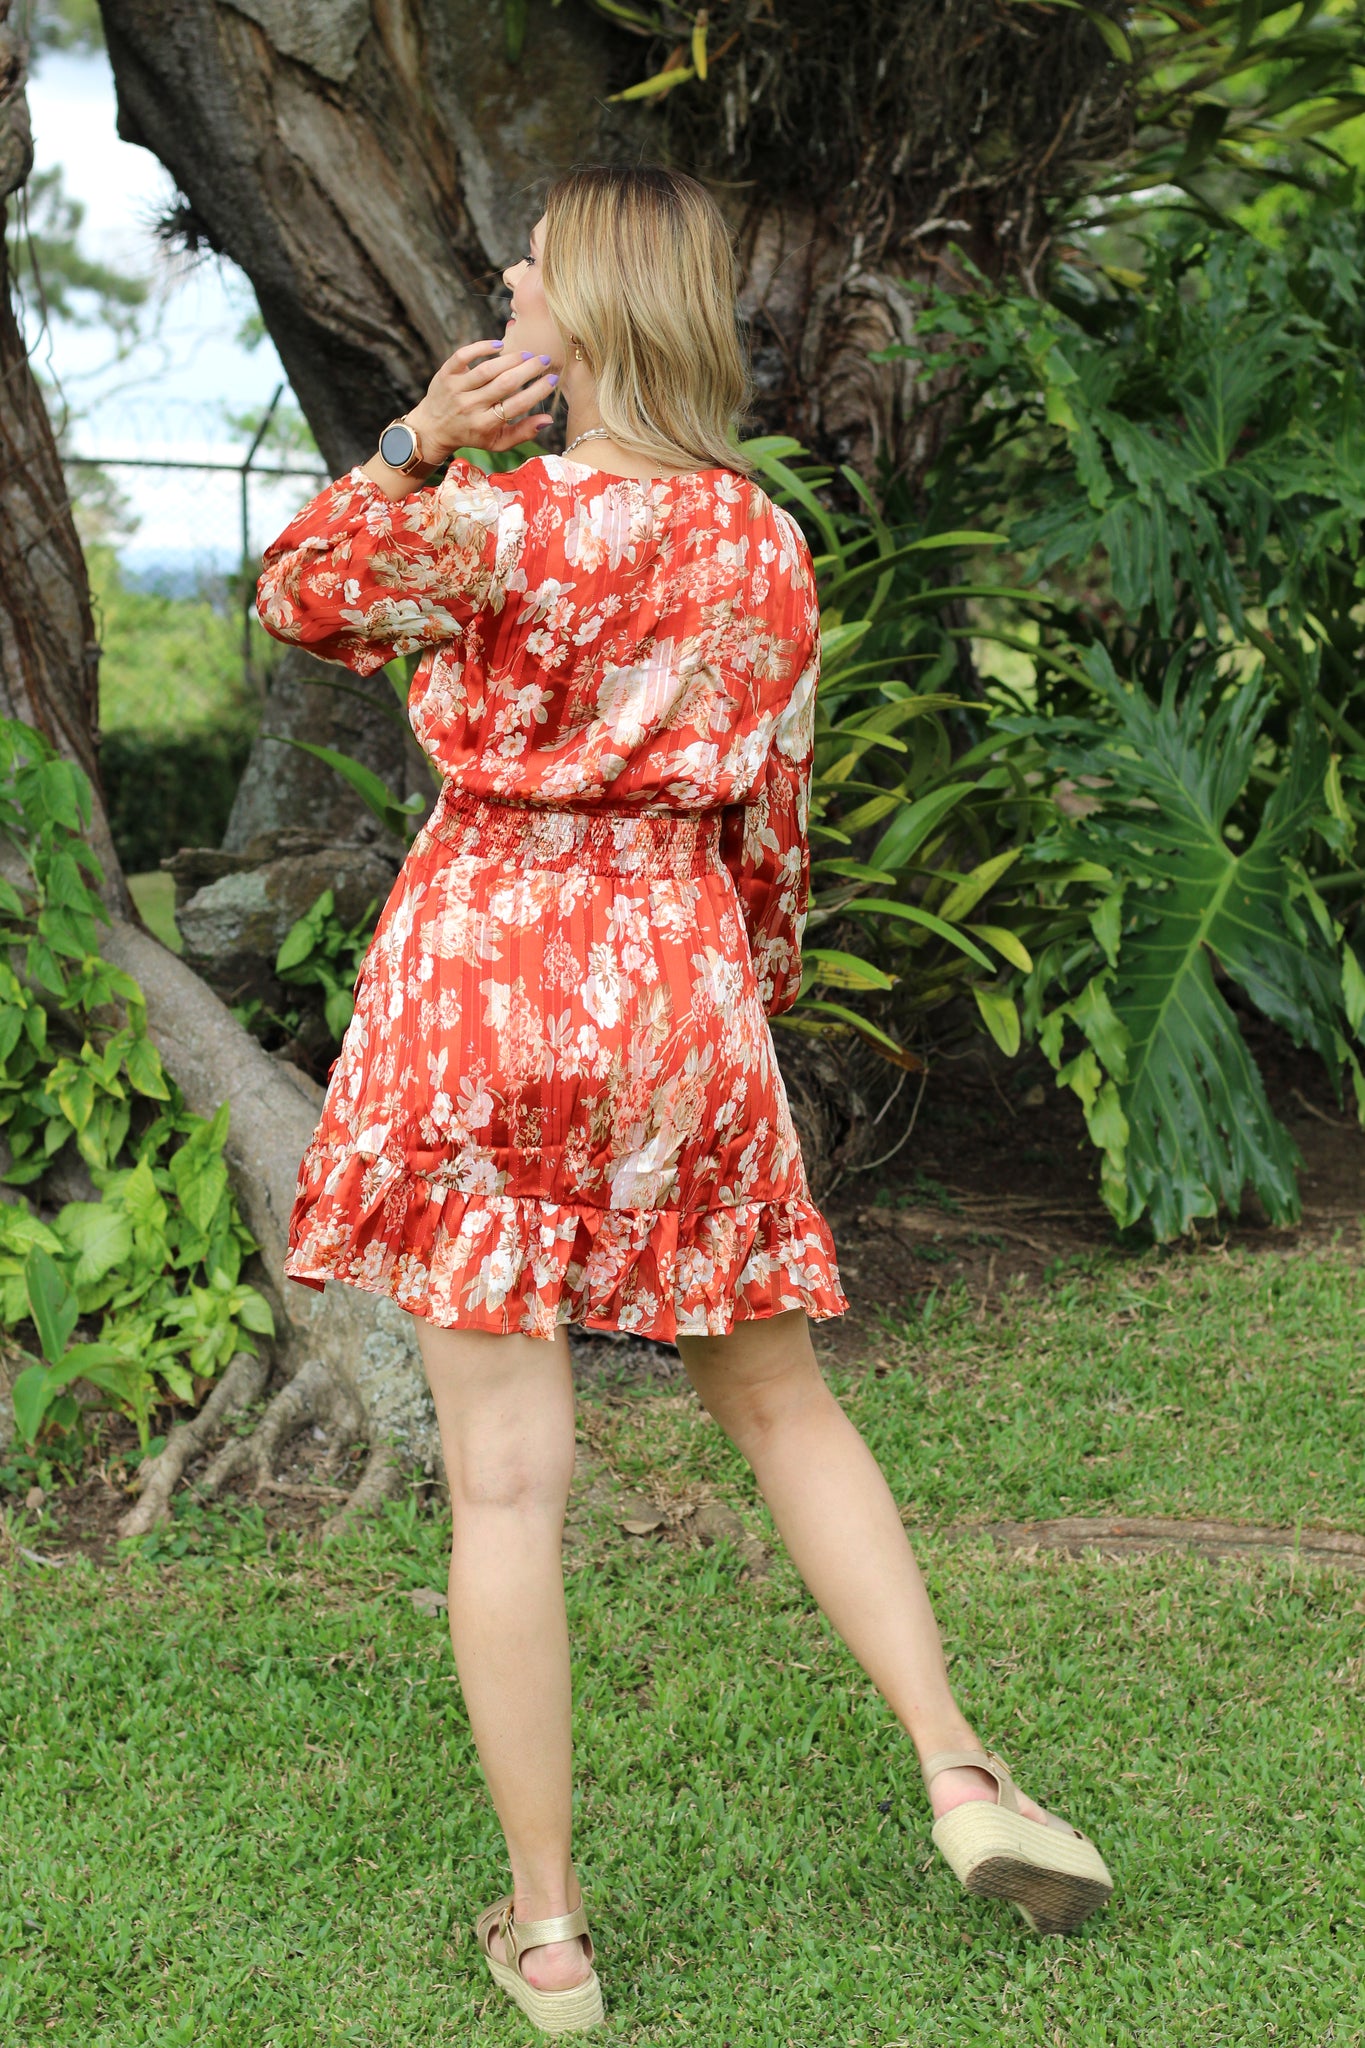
[
  {"xmin": 8, "ymin": 1242, "xmax": 139, "ymax": 1448},
  {"xmin": 0, "ymin": 715, "xmax": 274, "ymax": 1452},
  {"xmin": 1010, "ymin": 647, "xmax": 1365, "ymax": 1236},
  {"xmin": 271, "ymin": 885, "xmax": 382, "ymax": 1044},
  {"xmin": 743, "ymin": 437, "xmax": 1084, "ymax": 1065},
  {"xmin": 899, "ymin": 208, "xmax": 1365, "ymax": 771},
  {"xmin": 846, "ymin": 197, "xmax": 1365, "ymax": 1233}
]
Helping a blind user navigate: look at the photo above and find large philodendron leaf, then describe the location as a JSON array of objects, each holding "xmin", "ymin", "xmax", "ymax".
[{"xmin": 1037, "ymin": 650, "xmax": 1361, "ymax": 1239}]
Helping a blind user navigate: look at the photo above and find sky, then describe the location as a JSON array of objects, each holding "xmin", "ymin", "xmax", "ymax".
[{"xmin": 25, "ymin": 46, "xmax": 324, "ymax": 574}]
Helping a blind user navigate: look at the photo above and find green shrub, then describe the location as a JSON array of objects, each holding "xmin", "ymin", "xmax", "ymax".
[
  {"xmin": 0, "ymin": 714, "xmax": 274, "ymax": 1463},
  {"xmin": 87, "ymin": 546, "xmax": 259, "ymax": 872},
  {"xmin": 98, "ymin": 726, "xmax": 256, "ymax": 873},
  {"xmin": 853, "ymin": 210, "xmax": 1365, "ymax": 1234}
]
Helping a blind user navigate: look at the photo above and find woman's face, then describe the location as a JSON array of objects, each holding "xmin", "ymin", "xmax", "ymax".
[{"xmin": 502, "ymin": 216, "xmax": 565, "ymax": 369}]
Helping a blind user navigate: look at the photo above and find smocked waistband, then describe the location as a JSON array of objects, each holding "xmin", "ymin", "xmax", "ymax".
[{"xmin": 419, "ymin": 783, "xmax": 726, "ymax": 878}]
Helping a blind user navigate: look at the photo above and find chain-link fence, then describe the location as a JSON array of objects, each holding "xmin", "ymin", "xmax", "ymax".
[
  {"xmin": 59, "ymin": 384, "xmax": 332, "ymax": 872},
  {"xmin": 64, "ymin": 383, "xmax": 329, "ymax": 699}
]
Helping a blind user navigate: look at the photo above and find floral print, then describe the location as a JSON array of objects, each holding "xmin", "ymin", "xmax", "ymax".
[{"xmin": 256, "ymin": 454, "xmax": 845, "ymax": 1339}]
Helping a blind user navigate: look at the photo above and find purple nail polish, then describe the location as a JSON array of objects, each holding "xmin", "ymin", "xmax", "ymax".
[
  {"xmin": 521, "ymin": 351, "xmax": 533, "ymax": 360},
  {"xmin": 548, "ymin": 372, "xmax": 559, "ymax": 386},
  {"xmin": 490, "ymin": 339, "xmax": 504, "ymax": 348},
  {"xmin": 539, "ymin": 355, "xmax": 552, "ymax": 365}
]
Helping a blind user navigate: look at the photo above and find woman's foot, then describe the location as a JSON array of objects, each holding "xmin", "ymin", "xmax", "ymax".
[
  {"xmin": 927, "ymin": 1762, "xmax": 1057, "ymax": 1830},
  {"xmin": 487, "ymin": 1906, "xmax": 594, "ymax": 1992}
]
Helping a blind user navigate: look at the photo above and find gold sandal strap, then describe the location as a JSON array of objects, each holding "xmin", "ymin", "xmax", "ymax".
[
  {"xmin": 507, "ymin": 1901, "xmax": 590, "ymax": 1959},
  {"xmin": 920, "ymin": 1747, "xmax": 1021, "ymax": 1814}
]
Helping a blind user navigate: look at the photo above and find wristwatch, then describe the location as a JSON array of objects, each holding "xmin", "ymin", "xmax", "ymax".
[{"xmin": 376, "ymin": 416, "xmax": 429, "ymax": 476}]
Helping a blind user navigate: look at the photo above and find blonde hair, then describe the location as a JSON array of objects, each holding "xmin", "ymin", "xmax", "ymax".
[{"xmin": 540, "ymin": 164, "xmax": 753, "ymax": 477}]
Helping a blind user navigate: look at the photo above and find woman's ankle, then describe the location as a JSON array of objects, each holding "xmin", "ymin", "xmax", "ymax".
[
  {"xmin": 907, "ymin": 1717, "xmax": 981, "ymax": 1771},
  {"xmin": 510, "ymin": 1860, "xmax": 582, "ymax": 1918}
]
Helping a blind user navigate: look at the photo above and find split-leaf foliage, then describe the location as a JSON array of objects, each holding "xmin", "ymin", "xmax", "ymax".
[{"xmin": 881, "ymin": 205, "xmax": 1365, "ymax": 1236}]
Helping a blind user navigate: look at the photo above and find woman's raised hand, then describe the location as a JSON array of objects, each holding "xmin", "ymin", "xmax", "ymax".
[{"xmin": 407, "ymin": 338, "xmax": 558, "ymax": 460}]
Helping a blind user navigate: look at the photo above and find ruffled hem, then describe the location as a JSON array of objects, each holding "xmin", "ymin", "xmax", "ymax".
[{"xmin": 283, "ymin": 1144, "xmax": 847, "ymax": 1341}]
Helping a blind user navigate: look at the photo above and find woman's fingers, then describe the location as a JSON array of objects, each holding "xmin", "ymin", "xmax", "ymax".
[
  {"xmin": 415, "ymin": 341, "xmax": 556, "ymax": 454},
  {"xmin": 447, "ymin": 337, "xmax": 508, "ymax": 376},
  {"xmin": 492, "ymin": 412, "xmax": 555, "ymax": 450},
  {"xmin": 488, "ymin": 370, "xmax": 558, "ymax": 422},
  {"xmin": 464, "ymin": 349, "xmax": 558, "ymax": 396}
]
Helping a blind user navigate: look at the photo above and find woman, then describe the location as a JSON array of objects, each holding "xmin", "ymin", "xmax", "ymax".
[{"xmin": 257, "ymin": 163, "xmax": 1112, "ymax": 2036}]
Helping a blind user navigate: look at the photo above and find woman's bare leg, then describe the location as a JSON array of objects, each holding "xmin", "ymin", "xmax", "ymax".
[
  {"xmin": 409, "ymin": 1314, "xmax": 592, "ymax": 1991},
  {"xmin": 677, "ymin": 1308, "xmax": 1057, "ymax": 1825}
]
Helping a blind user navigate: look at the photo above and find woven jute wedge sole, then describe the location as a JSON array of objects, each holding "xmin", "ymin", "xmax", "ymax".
[
  {"xmin": 924, "ymin": 1747, "xmax": 1114, "ymax": 1936},
  {"xmin": 474, "ymin": 1894, "xmax": 606, "ymax": 2035}
]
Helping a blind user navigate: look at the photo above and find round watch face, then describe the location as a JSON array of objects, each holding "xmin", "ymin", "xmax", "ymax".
[{"xmin": 378, "ymin": 422, "xmax": 418, "ymax": 469}]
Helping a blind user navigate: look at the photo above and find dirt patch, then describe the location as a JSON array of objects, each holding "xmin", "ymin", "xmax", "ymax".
[
  {"xmin": 811, "ymin": 1015, "xmax": 1363, "ymax": 1375},
  {"xmin": 945, "ymin": 1514, "xmax": 1365, "ymax": 1573}
]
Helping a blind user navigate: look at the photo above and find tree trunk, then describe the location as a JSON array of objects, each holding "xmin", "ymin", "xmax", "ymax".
[
  {"xmin": 1, "ymin": 3, "xmax": 437, "ymax": 1524},
  {"xmin": 0, "ymin": 1, "xmax": 130, "ymax": 923},
  {"xmin": 219, "ymin": 645, "xmax": 432, "ymax": 855},
  {"xmin": 95, "ymin": 2, "xmax": 1126, "ymax": 474},
  {"xmin": 94, "ymin": 0, "xmax": 1125, "ymax": 821}
]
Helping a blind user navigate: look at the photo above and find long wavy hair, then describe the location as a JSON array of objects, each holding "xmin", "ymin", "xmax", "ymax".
[{"xmin": 540, "ymin": 163, "xmax": 753, "ymax": 476}]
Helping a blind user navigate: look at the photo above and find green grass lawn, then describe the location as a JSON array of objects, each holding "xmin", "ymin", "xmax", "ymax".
[{"xmin": 2, "ymin": 1247, "xmax": 1362, "ymax": 2046}]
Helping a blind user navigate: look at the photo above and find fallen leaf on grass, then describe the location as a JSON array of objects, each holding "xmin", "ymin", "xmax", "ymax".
[
  {"xmin": 407, "ymin": 1586, "xmax": 448, "ymax": 1616},
  {"xmin": 617, "ymin": 1493, "xmax": 666, "ymax": 1535}
]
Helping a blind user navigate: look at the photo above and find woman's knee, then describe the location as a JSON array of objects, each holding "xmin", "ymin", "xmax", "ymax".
[
  {"xmin": 446, "ymin": 1436, "xmax": 575, "ymax": 1512},
  {"xmin": 677, "ymin": 1310, "xmax": 827, "ymax": 1450},
  {"xmin": 410, "ymin": 1317, "xmax": 577, "ymax": 1510}
]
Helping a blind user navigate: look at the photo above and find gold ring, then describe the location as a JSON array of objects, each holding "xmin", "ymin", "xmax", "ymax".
[{"xmin": 493, "ymin": 400, "xmax": 508, "ymax": 424}]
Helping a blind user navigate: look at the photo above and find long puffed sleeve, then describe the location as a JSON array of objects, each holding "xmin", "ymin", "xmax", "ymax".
[
  {"xmin": 720, "ymin": 630, "xmax": 819, "ymax": 1019},
  {"xmin": 255, "ymin": 460, "xmax": 529, "ymax": 676}
]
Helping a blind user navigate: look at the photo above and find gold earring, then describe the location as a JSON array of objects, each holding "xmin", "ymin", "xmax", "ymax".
[{"xmin": 571, "ymin": 336, "xmax": 584, "ymax": 362}]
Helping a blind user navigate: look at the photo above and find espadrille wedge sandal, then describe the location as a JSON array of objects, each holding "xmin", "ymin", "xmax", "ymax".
[
  {"xmin": 474, "ymin": 1892, "xmax": 605, "ymax": 2035},
  {"xmin": 923, "ymin": 1747, "xmax": 1114, "ymax": 1935}
]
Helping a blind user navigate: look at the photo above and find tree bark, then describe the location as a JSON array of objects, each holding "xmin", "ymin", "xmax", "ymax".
[
  {"xmin": 1, "ymin": 2, "xmax": 438, "ymax": 1518},
  {"xmin": 91, "ymin": 0, "xmax": 1125, "ymax": 835},
  {"xmin": 94, "ymin": 1, "xmax": 1125, "ymax": 480},
  {"xmin": 0, "ymin": 1, "xmax": 131, "ymax": 922}
]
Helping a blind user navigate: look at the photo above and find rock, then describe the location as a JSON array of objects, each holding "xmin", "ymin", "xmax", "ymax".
[
  {"xmin": 160, "ymin": 846, "xmax": 265, "ymax": 911},
  {"xmin": 271, "ymin": 1054, "xmax": 326, "ymax": 1107},
  {"xmin": 175, "ymin": 844, "xmax": 401, "ymax": 1007},
  {"xmin": 159, "ymin": 826, "xmax": 354, "ymax": 914},
  {"xmin": 34, "ymin": 1148, "xmax": 102, "ymax": 1211},
  {"xmin": 694, "ymin": 1499, "xmax": 771, "ymax": 1577},
  {"xmin": 220, "ymin": 644, "xmax": 428, "ymax": 854}
]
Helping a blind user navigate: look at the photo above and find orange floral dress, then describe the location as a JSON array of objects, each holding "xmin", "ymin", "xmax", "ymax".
[{"xmin": 255, "ymin": 452, "xmax": 846, "ymax": 1340}]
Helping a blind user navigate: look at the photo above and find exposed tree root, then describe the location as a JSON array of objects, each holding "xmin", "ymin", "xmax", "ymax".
[
  {"xmin": 118, "ymin": 1349, "xmax": 270, "ymax": 1538},
  {"xmin": 322, "ymin": 1442, "xmax": 407, "ymax": 1541},
  {"xmin": 197, "ymin": 1356, "xmax": 365, "ymax": 1497},
  {"xmin": 947, "ymin": 1514, "xmax": 1365, "ymax": 1573},
  {"xmin": 119, "ymin": 1354, "xmax": 408, "ymax": 1537}
]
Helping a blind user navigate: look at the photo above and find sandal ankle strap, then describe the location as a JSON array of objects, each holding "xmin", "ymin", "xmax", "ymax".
[
  {"xmin": 921, "ymin": 1746, "xmax": 1021, "ymax": 1815},
  {"xmin": 507, "ymin": 1903, "xmax": 589, "ymax": 1950},
  {"xmin": 495, "ymin": 1896, "xmax": 593, "ymax": 1974}
]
